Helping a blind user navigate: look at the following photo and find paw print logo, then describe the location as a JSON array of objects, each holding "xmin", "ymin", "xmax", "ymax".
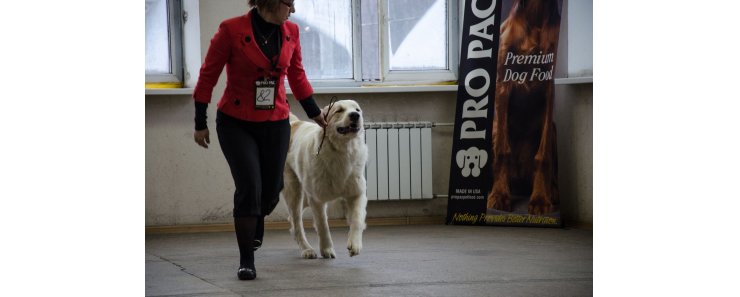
[{"xmin": 455, "ymin": 147, "xmax": 488, "ymax": 177}]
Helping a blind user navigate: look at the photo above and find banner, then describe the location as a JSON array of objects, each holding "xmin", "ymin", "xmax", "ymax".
[{"xmin": 447, "ymin": 0, "xmax": 563, "ymax": 227}]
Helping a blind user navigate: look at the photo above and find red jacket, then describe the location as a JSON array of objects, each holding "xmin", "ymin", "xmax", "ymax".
[{"xmin": 193, "ymin": 10, "xmax": 313, "ymax": 122}]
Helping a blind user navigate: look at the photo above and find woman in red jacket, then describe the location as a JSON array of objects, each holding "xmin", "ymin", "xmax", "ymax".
[{"xmin": 192, "ymin": 0, "xmax": 326, "ymax": 281}]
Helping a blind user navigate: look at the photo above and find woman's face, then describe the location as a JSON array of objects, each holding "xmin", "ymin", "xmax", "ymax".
[{"xmin": 270, "ymin": 0, "xmax": 295, "ymax": 24}]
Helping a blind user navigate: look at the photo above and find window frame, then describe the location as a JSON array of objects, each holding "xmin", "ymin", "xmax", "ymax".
[
  {"xmin": 145, "ymin": 0, "xmax": 184, "ymax": 85},
  {"xmin": 298, "ymin": 0, "xmax": 362, "ymax": 88},
  {"xmin": 306, "ymin": 0, "xmax": 459, "ymax": 88},
  {"xmin": 379, "ymin": 0, "xmax": 459, "ymax": 83},
  {"xmin": 146, "ymin": 0, "xmax": 460, "ymax": 92}
]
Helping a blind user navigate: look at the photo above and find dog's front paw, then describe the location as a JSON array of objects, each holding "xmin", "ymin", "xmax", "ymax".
[
  {"xmin": 347, "ymin": 240, "xmax": 362, "ymax": 257},
  {"xmin": 528, "ymin": 194, "xmax": 553, "ymax": 215},
  {"xmin": 488, "ymin": 192, "xmax": 511, "ymax": 212},
  {"xmin": 321, "ymin": 248, "xmax": 336, "ymax": 259},
  {"xmin": 301, "ymin": 249, "xmax": 318, "ymax": 259}
]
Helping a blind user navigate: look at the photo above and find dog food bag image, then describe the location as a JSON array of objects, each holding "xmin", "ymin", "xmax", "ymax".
[{"xmin": 447, "ymin": 0, "xmax": 563, "ymax": 227}]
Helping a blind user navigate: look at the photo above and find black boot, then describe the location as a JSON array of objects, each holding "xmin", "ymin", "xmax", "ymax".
[
  {"xmin": 234, "ymin": 216, "xmax": 258, "ymax": 280},
  {"xmin": 237, "ymin": 266, "xmax": 256, "ymax": 280}
]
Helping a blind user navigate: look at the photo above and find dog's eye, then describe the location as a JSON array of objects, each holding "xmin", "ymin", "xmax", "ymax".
[
  {"xmin": 336, "ymin": 108, "xmax": 345, "ymax": 113},
  {"xmin": 356, "ymin": 108, "xmax": 361, "ymax": 112}
]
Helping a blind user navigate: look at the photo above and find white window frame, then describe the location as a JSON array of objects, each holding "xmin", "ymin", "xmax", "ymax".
[
  {"xmin": 298, "ymin": 0, "xmax": 362, "ymax": 88},
  {"xmin": 307, "ymin": 0, "xmax": 459, "ymax": 88},
  {"xmin": 378, "ymin": 0, "xmax": 459, "ymax": 83},
  {"xmin": 145, "ymin": 0, "xmax": 184, "ymax": 85},
  {"xmin": 147, "ymin": 0, "xmax": 460, "ymax": 94}
]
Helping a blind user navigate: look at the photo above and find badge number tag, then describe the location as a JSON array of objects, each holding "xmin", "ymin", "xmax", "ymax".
[{"xmin": 254, "ymin": 78, "xmax": 276, "ymax": 110}]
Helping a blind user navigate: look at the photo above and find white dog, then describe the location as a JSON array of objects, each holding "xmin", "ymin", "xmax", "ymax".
[{"xmin": 282, "ymin": 99, "xmax": 368, "ymax": 258}]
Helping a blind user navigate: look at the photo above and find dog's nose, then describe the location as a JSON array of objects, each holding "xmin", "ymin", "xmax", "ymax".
[{"xmin": 349, "ymin": 112, "xmax": 360, "ymax": 122}]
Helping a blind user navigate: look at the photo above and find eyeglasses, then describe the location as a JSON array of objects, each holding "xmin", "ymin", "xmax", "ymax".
[{"xmin": 280, "ymin": 0, "xmax": 294, "ymax": 8}]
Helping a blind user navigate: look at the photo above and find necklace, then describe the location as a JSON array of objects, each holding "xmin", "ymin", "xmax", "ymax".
[
  {"xmin": 254, "ymin": 9, "xmax": 279, "ymax": 46},
  {"xmin": 257, "ymin": 27, "xmax": 277, "ymax": 46}
]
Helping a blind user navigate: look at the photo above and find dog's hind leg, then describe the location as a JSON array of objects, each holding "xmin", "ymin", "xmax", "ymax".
[
  {"xmin": 284, "ymin": 171, "xmax": 317, "ymax": 259},
  {"xmin": 344, "ymin": 195, "xmax": 367, "ymax": 257}
]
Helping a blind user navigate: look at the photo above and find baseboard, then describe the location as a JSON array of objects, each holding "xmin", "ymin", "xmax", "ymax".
[{"xmin": 145, "ymin": 216, "xmax": 446, "ymax": 235}]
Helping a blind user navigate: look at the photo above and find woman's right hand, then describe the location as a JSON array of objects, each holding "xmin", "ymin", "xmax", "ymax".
[{"xmin": 194, "ymin": 129, "xmax": 210, "ymax": 149}]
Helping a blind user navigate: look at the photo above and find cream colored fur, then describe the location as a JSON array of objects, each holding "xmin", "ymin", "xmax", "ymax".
[{"xmin": 282, "ymin": 100, "xmax": 368, "ymax": 259}]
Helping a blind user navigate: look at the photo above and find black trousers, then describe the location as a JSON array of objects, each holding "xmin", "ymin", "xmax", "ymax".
[{"xmin": 216, "ymin": 111, "xmax": 290, "ymax": 217}]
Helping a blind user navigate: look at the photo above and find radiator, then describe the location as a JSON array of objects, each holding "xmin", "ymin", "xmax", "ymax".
[{"xmin": 364, "ymin": 122, "xmax": 434, "ymax": 200}]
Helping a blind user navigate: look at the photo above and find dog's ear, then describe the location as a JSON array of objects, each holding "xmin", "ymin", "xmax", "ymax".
[
  {"xmin": 456, "ymin": 150, "xmax": 465, "ymax": 168},
  {"xmin": 477, "ymin": 149, "xmax": 488, "ymax": 168}
]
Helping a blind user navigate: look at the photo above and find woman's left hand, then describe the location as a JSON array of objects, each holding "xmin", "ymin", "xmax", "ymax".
[{"xmin": 312, "ymin": 111, "xmax": 328, "ymax": 128}]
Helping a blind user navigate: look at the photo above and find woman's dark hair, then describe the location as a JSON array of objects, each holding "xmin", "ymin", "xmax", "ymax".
[{"xmin": 248, "ymin": 0, "xmax": 281, "ymax": 13}]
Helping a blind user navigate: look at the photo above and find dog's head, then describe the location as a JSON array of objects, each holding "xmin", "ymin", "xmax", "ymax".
[
  {"xmin": 508, "ymin": 0, "xmax": 561, "ymax": 27},
  {"xmin": 323, "ymin": 99, "xmax": 364, "ymax": 140}
]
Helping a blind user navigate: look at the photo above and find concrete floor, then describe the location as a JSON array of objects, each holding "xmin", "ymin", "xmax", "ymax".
[{"xmin": 146, "ymin": 224, "xmax": 592, "ymax": 297}]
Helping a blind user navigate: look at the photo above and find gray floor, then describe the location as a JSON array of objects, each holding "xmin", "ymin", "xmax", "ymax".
[{"xmin": 146, "ymin": 224, "xmax": 592, "ymax": 297}]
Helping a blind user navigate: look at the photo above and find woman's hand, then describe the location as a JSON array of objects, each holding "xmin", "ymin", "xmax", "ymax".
[
  {"xmin": 194, "ymin": 129, "xmax": 210, "ymax": 149},
  {"xmin": 312, "ymin": 110, "xmax": 328, "ymax": 128}
]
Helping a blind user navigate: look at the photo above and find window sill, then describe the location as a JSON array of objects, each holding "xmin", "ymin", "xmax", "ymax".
[
  {"xmin": 292, "ymin": 84, "xmax": 458, "ymax": 94},
  {"xmin": 297, "ymin": 77, "xmax": 593, "ymax": 94},
  {"xmin": 555, "ymin": 76, "xmax": 592, "ymax": 84},
  {"xmin": 145, "ymin": 88, "xmax": 194, "ymax": 95},
  {"xmin": 144, "ymin": 77, "xmax": 592, "ymax": 96}
]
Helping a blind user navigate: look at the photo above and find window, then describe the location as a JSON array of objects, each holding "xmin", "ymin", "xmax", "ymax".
[
  {"xmin": 385, "ymin": 0, "xmax": 450, "ymax": 72},
  {"xmin": 144, "ymin": 0, "xmax": 456, "ymax": 89},
  {"xmin": 382, "ymin": 0, "xmax": 458, "ymax": 82},
  {"xmin": 288, "ymin": 1, "xmax": 354, "ymax": 80},
  {"xmin": 145, "ymin": 0, "xmax": 183, "ymax": 87},
  {"xmin": 291, "ymin": 0, "xmax": 458, "ymax": 85}
]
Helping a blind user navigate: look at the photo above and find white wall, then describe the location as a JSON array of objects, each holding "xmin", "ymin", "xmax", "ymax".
[
  {"xmin": 145, "ymin": 92, "xmax": 455, "ymax": 226},
  {"xmin": 145, "ymin": 0, "xmax": 593, "ymax": 227}
]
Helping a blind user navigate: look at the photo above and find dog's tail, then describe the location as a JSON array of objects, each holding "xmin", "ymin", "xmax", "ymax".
[{"xmin": 289, "ymin": 112, "xmax": 300, "ymax": 125}]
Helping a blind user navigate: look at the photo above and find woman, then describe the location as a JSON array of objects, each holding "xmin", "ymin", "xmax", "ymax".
[{"xmin": 192, "ymin": 0, "xmax": 326, "ymax": 281}]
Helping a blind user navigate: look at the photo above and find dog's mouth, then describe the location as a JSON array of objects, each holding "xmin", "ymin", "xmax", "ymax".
[{"xmin": 337, "ymin": 123, "xmax": 361, "ymax": 134}]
